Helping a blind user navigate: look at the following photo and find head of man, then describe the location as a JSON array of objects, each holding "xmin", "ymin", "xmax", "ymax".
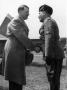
[
  {"xmin": 38, "ymin": 4, "xmax": 53, "ymax": 22},
  {"xmin": 18, "ymin": 5, "xmax": 29, "ymax": 20}
]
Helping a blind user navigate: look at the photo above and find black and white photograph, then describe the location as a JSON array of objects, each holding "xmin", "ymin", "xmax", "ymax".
[{"xmin": 0, "ymin": 0, "xmax": 67, "ymax": 90}]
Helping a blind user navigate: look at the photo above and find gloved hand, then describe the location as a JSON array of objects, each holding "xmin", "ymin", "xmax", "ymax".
[
  {"xmin": 34, "ymin": 46, "xmax": 41, "ymax": 53},
  {"xmin": 45, "ymin": 56, "xmax": 52, "ymax": 65},
  {"xmin": 25, "ymin": 50, "xmax": 34, "ymax": 66}
]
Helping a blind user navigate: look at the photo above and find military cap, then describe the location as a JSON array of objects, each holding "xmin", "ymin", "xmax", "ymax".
[
  {"xmin": 39, "ymin": 4, "xmax": 53, "ymax": 15},
  {"xmin": 18, "ymin": 5, "xmax": 29, "ymax": 12}
]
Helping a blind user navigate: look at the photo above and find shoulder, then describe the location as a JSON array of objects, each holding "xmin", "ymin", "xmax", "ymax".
[
  {"xmin": 44, "ymin": 17, "xmax": 52, "ymax": 28},
  {"xmin": 7, "ymin": 18, "xmax": 22, "ymax": 30},
  {"xmin": 45, "ymin": 17, "xmax": 58, "ymax": 28},
  {"xmin": 44, "ymin": 18, "xmax": 54, "ymax": 34},
  {"xmin": 8, "ymin": 17, "xmax": 21, "ymax": 26},
  {"xmin": 13, "ymin": 16, "xmax": 21, "ymax": 24},
  {"xmin": 50, "ymin": 18, "xmax": 58, "ymax": 28}
]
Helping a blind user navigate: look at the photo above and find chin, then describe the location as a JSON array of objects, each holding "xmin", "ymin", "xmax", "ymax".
[
  {"xmin": 25, "ymin": 17, "xmax": 28, "ymax": 20},
  {"xmin": 39, "ymin": 19, "xmax": 43, "ymax": 22},
  {"xmin": 24, "ymin": 17, "xmax": 27, "ymax": 20}
]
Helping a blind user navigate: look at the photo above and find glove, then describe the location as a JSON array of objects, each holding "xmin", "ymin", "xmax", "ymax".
[
  {"xmin": 25, "ymin": 50, "xmax": 34, "ymax": 65},
  {"xmin": 45, "ymin": 56, "xmax": 52, "ymax": 65}
]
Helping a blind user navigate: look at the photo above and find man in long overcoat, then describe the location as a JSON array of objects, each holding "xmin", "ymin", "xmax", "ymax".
[
  {"xmin": 2, "ymin": 5, "xmax": 33, "ymax": 90},
  {"xmin": 38, "ymin": 4, "xmax": 64, "ymax": 90}
]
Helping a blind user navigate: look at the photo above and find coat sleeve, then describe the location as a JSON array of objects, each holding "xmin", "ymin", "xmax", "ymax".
[
  {"xmin": 7, "ymin": 20, "xmax": 33, "ymax": 49},
  {"xmin": 44, "ymin": 20, "xmax": 54, "ymax": 57}
]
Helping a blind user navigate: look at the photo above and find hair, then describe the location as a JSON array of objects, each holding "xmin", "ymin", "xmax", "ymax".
[
  {"xmin": 39, "ymin": 4, "xmax": 53, "ymax": 15},
  {"xmin": 18, "ymin": 5, "xmax": 29, "ymax": 12}
]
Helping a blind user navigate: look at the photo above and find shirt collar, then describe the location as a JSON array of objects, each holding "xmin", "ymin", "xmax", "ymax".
[{"xmin": 44, "ymin": 17, "xmax": 51, "ymax": 23}]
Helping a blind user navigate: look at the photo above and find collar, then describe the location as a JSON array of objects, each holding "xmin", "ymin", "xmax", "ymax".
[
  {"xmin": 18, "ymin": 15, "xmax": 24, "ymax": 23},
  {"xmin": 44, "ymin": 17, "xmax": 51, "ymax": 23},
  {"xmin": 18, "ymin": 15, "xmax": 29, "ymax": 32}
]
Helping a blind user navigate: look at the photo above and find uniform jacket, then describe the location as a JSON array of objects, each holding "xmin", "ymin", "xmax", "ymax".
[
  {"xmin": 2, "ymin": 16, "xmax": 33, "ymax": 85},
  {"xmin": 44, "ymin": 17, "xmax": 64, "ymax": 59}
]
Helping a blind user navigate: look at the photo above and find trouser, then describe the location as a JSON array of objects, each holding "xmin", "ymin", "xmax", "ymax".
[
  {"xmin": 9, "ymin": 81, "xmax": 22, "ymax": 90},
  {"xmin": 45, "ymin": 57, "xmax": 63, "ymax": 90}
]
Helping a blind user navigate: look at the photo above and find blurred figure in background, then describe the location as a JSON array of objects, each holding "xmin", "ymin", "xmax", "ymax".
[{"xmin": 38, "ymin": 4, "xmax": 64, "ymax": 90}]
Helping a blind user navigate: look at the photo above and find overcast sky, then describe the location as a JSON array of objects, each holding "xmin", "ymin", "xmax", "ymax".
[{"xmin": 0, "ymin": 0, "xmax": 66, "ymax": 39}]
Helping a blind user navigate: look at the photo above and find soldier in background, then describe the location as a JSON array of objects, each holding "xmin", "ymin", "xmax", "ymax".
[{"xmin": 38, "ymin": 4, "xmax": 64, "ymax": 90}]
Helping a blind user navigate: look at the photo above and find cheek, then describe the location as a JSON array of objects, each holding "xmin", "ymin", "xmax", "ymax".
[
  {"xmin": 25, "ymin": 13, "xmax": 29, "ymax": 16},
  {"xmin": 21, "ymin": 12, "xmax": 24, "ymax": 16},
  {"xmin": 39, "ymin": 15, "xmax": 44, "ymax": 20},
  {"xmin": 38, "ymin": 15, "xmax": 42, "ymax": 19}
]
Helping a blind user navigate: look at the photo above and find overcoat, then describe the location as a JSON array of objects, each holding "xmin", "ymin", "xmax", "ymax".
[
  {"xmin": 44, "ymin": 17, "xmax": 64, "ymax": 59},
  {"xmin": 2, "ymin": 16, "xmax": 33, "ymax": 85}
]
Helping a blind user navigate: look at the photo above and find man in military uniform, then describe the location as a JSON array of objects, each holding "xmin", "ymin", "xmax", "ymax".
[{"xmin": 38, "ymin": 4, "xmax": 64, "ymax": 90}]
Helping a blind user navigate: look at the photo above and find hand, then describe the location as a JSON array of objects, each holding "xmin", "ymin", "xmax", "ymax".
[
  {"xmin": 45, "ymin": 56, "xmax": 52, "ymax": 65},
  {"xmin": 34, "ymin": 46, "xmax": 41, "ymax": 53}
]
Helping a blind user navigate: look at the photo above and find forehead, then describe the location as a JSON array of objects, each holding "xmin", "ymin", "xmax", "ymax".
[
  {"xmin": 24, "ymin": 6, "xmax": 29, "ymax": 11},
  {"xmin": 39, "ymin": 11, "xmax": 46, "ymax": 15}
]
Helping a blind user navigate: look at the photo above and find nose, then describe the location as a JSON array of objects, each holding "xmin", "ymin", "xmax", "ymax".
[
  {"xmin": 28, "ymin": 12, "xmax": 29, "ymax": 16},
  {"xmin": 38, "ymin": 15, "xmax": 40, "ymax": 19}
]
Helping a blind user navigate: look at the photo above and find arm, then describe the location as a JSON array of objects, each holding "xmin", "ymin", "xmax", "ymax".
[{"xmin": 44, "ymin": 20, "xmax": 54, "ymax": 57}]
